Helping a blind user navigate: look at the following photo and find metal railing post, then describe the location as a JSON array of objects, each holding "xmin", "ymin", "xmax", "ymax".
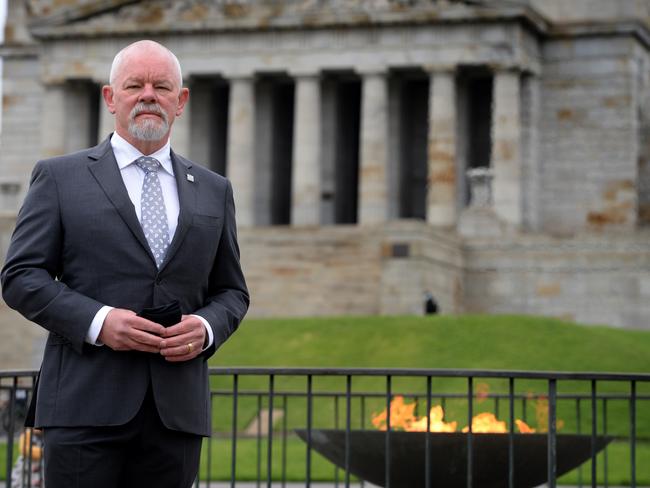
[
  {"xmin": 467, "ymin": 376, "xmax": 473, "ymax": 488},
  {"xmin": 266, "ymin": 374, "xmax": 274, "ymax": 488},
  {"xmin": 385, "ymin": 375, "xmax": 392, "ymax": 488},
  {"xmin": 425, "ymin": 375, "xmax": 432, "ymax": 488},
  {"xmin": 306, "ymin": 374, "xmax": 313, "ymax": 488},
  {"xmin": 508, "ymin": 377, "xmax": 515, "ymax": 488},
  {"xmin": 630, "ymin": 380, "xmax": 636, "ymax": 488},
  {"xmin": 345, "ymin": 375, "xmax": 352, "ymax": 488},
  {"xmin": 591, "ymin": 380, "xmax": 597, "ymax": 488},
  {"xmin": 547, "ymin": 378, "xmax": 557, "ymax": 488},
  {"xmin": 230, "ymin": 374, "xmax": 238, "ymax": 488}
]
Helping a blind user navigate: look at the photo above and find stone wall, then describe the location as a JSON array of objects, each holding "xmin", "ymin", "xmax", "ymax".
[
  {"xmin": 464, "ymin": 231, "xmax": 650, "ymax": 329},
  {"xmin": 0, "ymin": 56, "xmax": 42, "ymax": 210},
  {"xmin": 539, "ymin": 36, "xmax": 641, "ymax": 234},
  {"xmin": 238, "ymin": 225, "xmax": 384, "ymax": 317},
  {"xmin": 3, "ymin": 218, "xmax": 650, "ymax": 369}
]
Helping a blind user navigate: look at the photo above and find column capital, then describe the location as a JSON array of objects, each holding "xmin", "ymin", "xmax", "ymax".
[
  {"xmin": 288, "ymin": 69, "xmax": 321, "ymax": 80},
  {"xmin": 423, "ymin": 64, "xmax": 457, "ymax": 75},
  {"xmin": 41, "ymin": 78, "xmax": 67, "ymax": 87},
  {"xmin": 356, "ymin": 67, "xmax": 388, "ymax": 78},
  {"xmin": 222, "ymin": 71, "xmax": 256, "ymax": 82},
  {"xmin": 488, "ymin": 63, "xmax": 523, "ymax": 75}
]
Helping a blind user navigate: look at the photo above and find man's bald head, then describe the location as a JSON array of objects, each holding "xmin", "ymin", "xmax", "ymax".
[{"xmin": 109, "ymin": 40, "xmax": 183, "ymax": 88}]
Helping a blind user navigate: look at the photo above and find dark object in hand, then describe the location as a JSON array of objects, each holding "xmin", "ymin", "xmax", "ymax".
[{"xmin": 137, "ymin": 300, "xmax": 182, "ymax": 327}]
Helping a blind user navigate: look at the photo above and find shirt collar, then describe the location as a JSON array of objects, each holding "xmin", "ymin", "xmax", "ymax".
[{"xmin": 110, "ymin": 132, "xmax": 174, "ymax": 176}]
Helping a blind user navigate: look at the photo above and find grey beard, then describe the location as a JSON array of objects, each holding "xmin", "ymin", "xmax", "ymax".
[
  {"xmin": 128, "ymin": 104, "xmax": 170, "ymax": 141},
  {"xmin": 128, "ymin": 118, "xmax": 169, "ymax": 141}
]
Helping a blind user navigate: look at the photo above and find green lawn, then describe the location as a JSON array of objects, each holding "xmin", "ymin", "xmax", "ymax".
[
  {"xmin": 2, "ymin": 315, "xmax": 649, "ymax": 483},
  {"xmin": 208, "ymin": 315, "xmax": 650, "ymax": 435},
  {"xmin": 204, "ymin": 315, "xmax": 650, "ymax": 485},
  {"xmin": 210, "ymin": 315, "xmax": 650, "ymax": 372}
]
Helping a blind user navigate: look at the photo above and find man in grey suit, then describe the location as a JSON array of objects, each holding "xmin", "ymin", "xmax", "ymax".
[{"xmin": 1, "ymin": 40, "xmax": 249, "ymax": 487}]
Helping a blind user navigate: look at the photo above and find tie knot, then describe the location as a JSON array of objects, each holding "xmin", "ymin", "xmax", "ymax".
[{"xmin": 135, "ymin": 156, "xmax": 161, "ymax": 174}]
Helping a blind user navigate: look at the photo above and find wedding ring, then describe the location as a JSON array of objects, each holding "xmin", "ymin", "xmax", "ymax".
[{"xmin": 187, "ymin": 342, "xmax": 193, "ymax": 353}]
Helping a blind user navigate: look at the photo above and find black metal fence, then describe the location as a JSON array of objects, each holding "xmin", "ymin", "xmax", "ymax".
[{"xmin": 2, "ymin": 367, "xmax": 649, "ymax": 487}]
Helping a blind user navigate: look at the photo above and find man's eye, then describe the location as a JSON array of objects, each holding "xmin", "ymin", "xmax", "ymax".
[{"xmin": 156, "ymin": 85, "xmax": 171, "ymax": 91}]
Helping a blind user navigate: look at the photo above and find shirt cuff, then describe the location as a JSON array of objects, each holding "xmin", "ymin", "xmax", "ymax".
[
  {"xmin": 191, "ymin": 314, "xmax": 213, "ymax": 351},
  {"xmin": 86, "ymin": 306, "xmax": 114, "ymax": 346}
]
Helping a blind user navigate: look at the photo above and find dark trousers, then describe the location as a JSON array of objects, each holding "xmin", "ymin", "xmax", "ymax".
[{"xmin": 42, "ymin": 388, "xmax": 202, "ymax": 488}]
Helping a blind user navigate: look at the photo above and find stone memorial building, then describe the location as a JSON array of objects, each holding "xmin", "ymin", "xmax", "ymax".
[{"xmin": 1, "ymin": 0, "xmax": 650, "ymax": 365}]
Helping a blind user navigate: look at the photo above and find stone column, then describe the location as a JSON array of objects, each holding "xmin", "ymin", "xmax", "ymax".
[
  {"xmin": 97, "ymin": 102, "xmax": 114, "ymax": 142},
  {"xmin": 291, "ymin": 74, "xmax": 321, "ymax": 225},
  {"xmin": 359, "ymin": 71, "xmax": 389, "ymax": 225},
  {"xmin": 227, "ymin": 76, "xmax": 256, "ymax": 227},
  {"xmin": 426, "ymin": 69, "xmax": 457, "ymax": 227},
  {"xmin": 492, "ymin": 69, "xmax": 522, "ymax": 227},
  {"xmin": 188, "ymin": 78, "xmax": 213, "ymax": 166},
  {"xmin": 171, "ymin": 80, "xmax": 192, "ymax": 156},
  {"xmin": 42, "ymin": 83, "xmax": 67, "ymax": 158}
]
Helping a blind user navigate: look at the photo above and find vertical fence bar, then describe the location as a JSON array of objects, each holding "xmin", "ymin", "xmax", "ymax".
[
  {"xmin": 230, "ymin": 375, "xmax": 238, "ymax": 488},
  {"xmin": 630, "ymin": 380, "xmax": 636, "ymax": 488},
  {"xmin": 206, "ymin": 396, "xmax": 213, "ymax": 487},
  {"xmin": 345, "ymin": 375, "xmax": 352, "ymax": 488},
  {"xmin": 256, "ymin": 394, "xmax": 262, "ymax": 488},
  {"xmin": 267, "ymin": 375, "xmax": 275, "ymax": 488},
  {"xmin": 425, "ymin": 376, "xmax": 432, "ymax": 488},
  {"xmin": 5, "ymin": 377, "xmax": 17, "ymax": 488},
  {"xmin": 591, "ymin": 380, "xmax": 597, "ymax": 488},
  {"xmin": 360, "ymin": 394, "xmax": 366, "ymax": 488},
  {"xmin": 281, "ymin": 394, "xmax": 288, "ymax": 488},
  {"xmin": 334, "ymin": 394, "xmax": 340, "ymax": 487},
  {"xmin": 508, "ymin": 377, "xmax": 515, "ymax": 488},
  {"xmin": 547, "ymin": 379, "xmax": 557, "ymax": 488},
  {"xmin": 306, "ymin": 374, "xmax": 313, "ymax": 488},
  {"xmin": 467, "ymin": 376, "xmax": 473, "ymax": 488},
  {"xmin": 576, "ymin": 398, "xmax": 583, "ymax": 488},
  {"xmin": 26, "ymin": 424, "xmax": 34, "ymax": 488},
  {"xmin": 385, "ymin": 375, "xmax": 392, "ymax": 488},
  {"xmin": 602, "ymin": 398, "xmax": 608, "ymax": 487}
]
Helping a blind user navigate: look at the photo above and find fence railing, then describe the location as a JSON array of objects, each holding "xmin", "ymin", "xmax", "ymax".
[{"xmin": 2, "ymin": 367, "xmax": 649, "ymax": 487}]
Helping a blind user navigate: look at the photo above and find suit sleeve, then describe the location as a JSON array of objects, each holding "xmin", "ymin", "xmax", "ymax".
[
  {"xmin": 1, "ymin": 161, "xmax": 105, "ymax": 354},
  {"xmin": 194, "ymin": 179, "xmax": 249, "ymax": 358}
]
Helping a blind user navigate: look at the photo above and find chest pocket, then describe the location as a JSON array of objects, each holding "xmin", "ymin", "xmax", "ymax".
[{"xmin": 192, "ymin": 214, "xmax": 220, "ymax": 227}]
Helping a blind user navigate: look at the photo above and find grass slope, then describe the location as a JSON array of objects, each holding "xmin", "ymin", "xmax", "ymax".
[
  {"xmin": 211, "ymin": 315, "xmax": 650, "ymax": 372},
  {"xmin": 205, "ymin": 315, "xmax": 650, "ymax": 485}
]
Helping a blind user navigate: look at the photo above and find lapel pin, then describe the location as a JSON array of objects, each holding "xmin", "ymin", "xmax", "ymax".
[{"xmin": 186, "ymin": 174, "xmax": 194, "ymax": 183}]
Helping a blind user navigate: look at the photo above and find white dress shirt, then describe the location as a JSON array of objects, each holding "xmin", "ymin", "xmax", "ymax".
[{"xmin": 85, "ymin": 132, "xmax": 213, "ymax": 350}]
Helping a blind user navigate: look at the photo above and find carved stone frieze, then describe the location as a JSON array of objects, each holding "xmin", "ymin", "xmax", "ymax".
[{"xmin": 23, "ymin": 0, "xmax": 520, "ymax": 39}]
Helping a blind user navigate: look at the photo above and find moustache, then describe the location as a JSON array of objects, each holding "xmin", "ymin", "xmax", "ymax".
[{"xmin": 130, "ymin": 103, "xmax": 168, "ymax": 123}]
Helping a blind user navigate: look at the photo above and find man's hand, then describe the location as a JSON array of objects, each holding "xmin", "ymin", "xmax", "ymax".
[
  {"xmin": 99, "ymin": 308, "xmax": 167, "ymax": 352},
  {"xmin": 159, "ymin": 315, "xmax": 206, "ymax": 362}
]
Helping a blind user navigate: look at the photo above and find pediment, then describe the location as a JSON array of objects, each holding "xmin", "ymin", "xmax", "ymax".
[{"xmin": 26, "ymin": 0, "xmax": 537, "ymax": 39}]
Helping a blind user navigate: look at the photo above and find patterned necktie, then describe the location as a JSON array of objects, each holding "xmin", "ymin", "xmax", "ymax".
[{"xmin": 135, "ymin": 156, "xmax": 170, "ymax": 268}]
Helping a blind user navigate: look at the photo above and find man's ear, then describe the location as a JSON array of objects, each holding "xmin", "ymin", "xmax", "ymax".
[
  {"xmin": 102, "ymin": 85, "xmax": 116, "ymax": 114},
  {"xmin": 176, "ymin": 87, "xmax": 190, "ymax": 117}
]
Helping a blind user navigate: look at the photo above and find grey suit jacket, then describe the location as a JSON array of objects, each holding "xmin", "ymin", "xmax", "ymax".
[{"xmin": 1, "ymin": 135, "xmax": 249, "ymax": 436}]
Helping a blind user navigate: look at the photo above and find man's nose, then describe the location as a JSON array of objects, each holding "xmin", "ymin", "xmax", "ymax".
[{"xmin": 138, "ymin": 83, "xmax": 157, "ymax": 103}]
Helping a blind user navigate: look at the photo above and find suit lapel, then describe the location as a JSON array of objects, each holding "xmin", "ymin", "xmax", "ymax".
[
  {"xmin": 160, "ymin": 150, "xmax": 196, "ymax": 272},
  {"xmin": 87, "ymin": 137, "xmax": 155, "ymax": 264}
]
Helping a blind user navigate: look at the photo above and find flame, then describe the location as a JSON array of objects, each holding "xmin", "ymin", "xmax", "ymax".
[
  {"xmin": 371, "ymin": 396, "xmax": 457, "ymax": 432},
  {"xmin": 462, "ymin": 413, "xmax": 507, "ymax": 433},
  {"xmin": 372, "ymin": 396, "xmax": 538, "ymax": 434},
  {"xmin": 515, "ymin": 419, "xmax": 536, "ymax": 434}
]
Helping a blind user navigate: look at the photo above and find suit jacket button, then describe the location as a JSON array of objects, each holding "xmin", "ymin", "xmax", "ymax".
[{"xmin": 155, "ymin": 278, "xmax": 162, "ymax": 285}]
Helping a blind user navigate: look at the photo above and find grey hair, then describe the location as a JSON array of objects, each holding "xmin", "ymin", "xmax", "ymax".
[{"xmin": 109, "ymin": 40, "xmax": 183, "ymax": 88}]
